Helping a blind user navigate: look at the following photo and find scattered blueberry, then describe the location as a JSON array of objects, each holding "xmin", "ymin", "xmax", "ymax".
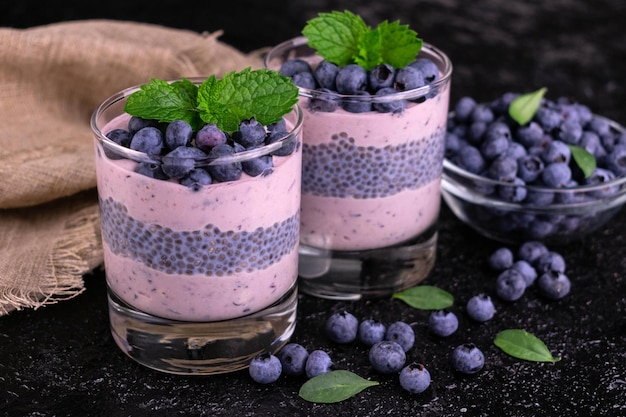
[
  {"xmin": 358, "ymin": 319, "xmax": 386, "ymax": 346},
  {"xmin": 278, "ymin": 343, "xmax": 309, "ymax": 376},
  {"xmin": 369, "ymin": 341, "xmax": 407, "ymax": 374},
  {"xmin": 249, "ymin": 352, "xmax": 282, "ymax": 384},
  {"xmin": 536, "ymin": 251, "xmax": 566, "ymax": 273},
  {"xmin": 325, "ymin": 310, "xmax": 359, "ymax": 344},
  {"xmin": 451, "ymin": 343, "xmax": 485, "ymax": 374},
  {"xmin": 466, "ymin": 293, "xmax": 496, "ymax": 322},
  {"xmin": 399, "ymin": 363, "xmax": 431, "ymax": 394},
  {"xmin": 428, "ymin": 310, "xmax": 459, "ymax": 337},
  {"xmin": 488, "ymin": 247, "xmax": 514, "ymax": 271},
  {"xmin": 305, "ymin": 350, "xmax": 334, "ymax": 378},
  {"xmin": 495, "ymin": 268, "xmax": 527, "ymax": 301},
  {"xmin": 537, "ymin": 270, "xmax": 571, "ymax": 300},
  {"xmin": 510, "ymin": 260, "xmax": 538, "ymax": 287},
  {"xmin": 385, "ymin": 321, "xmax": 415, "ymax": 352},
  {"xmin": 518, "ymin": 241, "xmax": 549, "ymax": 265}
]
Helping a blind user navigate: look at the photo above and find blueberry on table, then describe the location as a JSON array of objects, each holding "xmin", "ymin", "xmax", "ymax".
[
  {"xmin": 517, "ymin": 241, "xmax": 549, "ymax": 266},
  {"xmin": 428, "ymin": 310, "xmax": 459, "ymax": 337},
  {"xmin": 399, "ymin": 362, "xmax": 431, "ymax": 394},
  {"xmin": 536, "ymin": 251, "xmax": 566, "ymax": 273},
  {"xmin": 466, "ymin": 293, "xmax": 496, "ymax": 322},
  {"xmin": 249, "ymin": 353, "xmax": 282, "ymax": 384},
  {"xmin": 537, "ymin": 270, "xmax": 571, "ymax": 300},
  {"xmin": 451, "ymin": 343, "xmax": 485, "ymax": 374},
  {"xmin": 488, "ymin": 247, "xmax": 514, "ymax": 271},
  {"xmin": 495, "ymin": 269, "xmax": 526, "ymax": 302},
  {"xmin": 305, "ymin": 350, "xmax": 333, "ymax": 378},
  {"xmin": 511, "ymin": 260, "xmax": 538, "ymax": 287},
  {"xmin": 369, "ymin": 341, "xmax": 406, "ymax": 374},
  {"xmin": 385, "ymin": 321, "xmax": 415, "ymax": 352},
  {"xmin": 325, "ymin": 310, "xmax": 359, "ymax": 344},
  {"xmin": 358, "ymin": 319, "xmax": 386, "ymax": 346},
  {"xmin": 278, "ymin": 343, "xmax": 309, "ymax": 376}
]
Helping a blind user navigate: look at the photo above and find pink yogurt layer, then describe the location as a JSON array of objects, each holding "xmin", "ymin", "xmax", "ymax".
[
  {"xmin": 299, "ymin": 89, "xmax": 449, "ymax": 251},
  {"xmin": 95, "ymin": 114, "xmax": 301, "ymax": 322}
]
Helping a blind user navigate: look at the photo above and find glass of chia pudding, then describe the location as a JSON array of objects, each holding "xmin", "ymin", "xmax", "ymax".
[
  {"xmin": 91, "ymin": 76, "xmax": 303, "ymax": 374},
  {"xmin": 265, "ymin": 36, "xmax": 452, "ymax": 299}
]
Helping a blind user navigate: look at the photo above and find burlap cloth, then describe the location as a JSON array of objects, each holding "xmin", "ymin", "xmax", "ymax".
[{"xmin": 0, "ymin": 20, "xmax": 263, "ymax": 316}]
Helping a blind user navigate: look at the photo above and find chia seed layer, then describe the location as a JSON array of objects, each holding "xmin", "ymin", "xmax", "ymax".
[
  {"xmin": 302, "ymin": 128, "xmax": 445, "ymax": 198},
  {"xmin": 99, "ymin": 197, "xmax": 300, "ymax": 276}
]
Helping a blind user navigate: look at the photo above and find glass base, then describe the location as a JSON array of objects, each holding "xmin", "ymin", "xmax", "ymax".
[
  {"xmin": 107, "ymin": 284, "xmax": 298, "ymax": 375},
  {"xmin": 298, "ymin": 227, "xmax": 438, "ymax": 300}
]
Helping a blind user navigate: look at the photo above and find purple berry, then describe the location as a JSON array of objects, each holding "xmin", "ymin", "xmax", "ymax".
[
  {"xmin": 278, "ymin": 343, "xmax": 309, "ymax": 376},
  {"xmin": 314, "ymin": 60, "xmax": 339, "ymax": 90},
  {"xmin": 130, "ymin": 126, "xmax": 165, "ymax": 155},
  {"xmin": 511, "ymin": 260, "xmax": 538, "ymax": 287},
  {"xmin": 368, "ymin": 63, "xmax": 395, "ymax": 90},
  {"xmin": 393, "ymin": 65, "xmax": 425, "ymax": 91},
  {"xmin": 335, "ymin": 64, "xmax": 367, "ymax": 94},
  {"xmin": 369, "ymin": 341, "xmax": 406, "ymax": 374},
  {"xmin": 428, "ymin": 310, "xmax": 459, "ymax": 337},
  {"xmin": 165, "ymin": 120, "xmax": 193, "ymax": 149},
  {"xmin": 358, "ymin": 319, "xmax": 386, "ymax": 346},
  {"xmin": 451, "ymin": 343, "xmax": 485, "ymax": 374},
  {"xmin": 195, "ymin": 123, "xmax": 227, "ymax": 151},
  {"xmin": 385, "ymin": 321, "xmax": 415, "ymax": 352},
  {"xmin": 325, "ymin": 310, "xmax": 359, "ymax": 344},
  {"xmin": 399, "ymin": 363, "xmax": 431, "ymax": 394},
  {"xmin": 537, "ymin": 270, "xmax": 571, "ymax": 300},
  {"xmin": 518, "ymin": 241, "xmax": 549, "ymax": 265},
  {"xmin": 305, "ymin": 350, "xmax": 333, "ymax": 378},
  {"xmin": 249, "ymin": 353, "xmax": 282, "ymax": 384},
  {"xmin": 536, "ymin": 251, "xmax": 566, "ymax": 273},
  {"xmin": 495, "ymin": 268, "xmax": 526, "ymax": 301},
  {"xmin": 488, "ymin": 247, "xmax": 514, "ymax": 271},
  {"xmin": 466, "ymin": 293, "xmax": 495, "ymax": 322}
]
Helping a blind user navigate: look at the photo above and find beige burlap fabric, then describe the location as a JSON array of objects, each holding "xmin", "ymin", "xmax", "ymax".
[{"xmin": 0, "ymin": 20, "xmax": 263, "ymax": 315}]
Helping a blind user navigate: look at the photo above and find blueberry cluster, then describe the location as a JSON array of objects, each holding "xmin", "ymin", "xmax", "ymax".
[
  {"xmin": 487, "ymin": 241, "xmax": 571, "ymax": 301},
  {"xmin": 280, "ymin": 57, "xmax": 440, "ymax": 113},
  {"xmin": 99, "ymin": 197, "xmax": 300, "ymax": 276},
  {"xmin": 105, "ymin": 116, "xmax": 297, "ymax": 190},
  {"xmin": 445, "ymin": 93, "xmax": 626, "ymax": 241}
]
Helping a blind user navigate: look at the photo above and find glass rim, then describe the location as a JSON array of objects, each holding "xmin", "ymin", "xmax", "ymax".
[
  {"xmin": 90, "ymin": 77, "xmax": 304, "ymax": 166},
  {"xmin": 264, "ymin": 36, "xmax": 453, "ymax": 103}
]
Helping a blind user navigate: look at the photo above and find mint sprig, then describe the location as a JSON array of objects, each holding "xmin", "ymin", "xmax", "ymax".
[
  {"xmin": 123, "ymin": 68, "xmax": 299, "ymax": 133},
  {"xmin": 303, "ymin": 10, "xmax": 422, "ymax": 70}
]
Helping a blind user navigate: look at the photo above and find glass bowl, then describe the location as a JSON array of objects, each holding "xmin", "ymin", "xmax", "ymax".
[{"xmin": 441, "ymin": 116, "xmax": 626, "ymax": 245}]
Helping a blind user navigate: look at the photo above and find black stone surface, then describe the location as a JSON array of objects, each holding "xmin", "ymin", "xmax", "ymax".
[{"xmin": 2, "ymin": 1, "xmax": 626, "ymax": 416}]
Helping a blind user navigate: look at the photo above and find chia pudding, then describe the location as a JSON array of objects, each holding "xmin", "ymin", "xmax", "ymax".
[{"xmin": 95, "ymin": 111, "xmax": 302, "ymax": 322}]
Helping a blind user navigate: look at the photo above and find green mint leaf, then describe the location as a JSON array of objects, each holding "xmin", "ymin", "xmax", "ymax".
[
  {"xmin": 568, "ymin": 144, "xmax": 597, "ymax": 178},
  {"xmin": 124, "ymin": 78, "xmax": 202, "ymax": 130},
  {"xmin": 392, "ymin": 285, "xmax": 454, "ymax": 310},
  {"xmin": 197, "ymin": 68, "xmax": 299, "ymax": 133},
  {"xmin": 377, "ymin": 20, "xmax": 423, "ymax": 69},
  {"xmin": 298, "ymin": 370, "xmax": 379, "ymax": 403},
  {"xmin": 494, "ymin": 329, "xmax": 561, "ymax": 363},
  {"xmin": 354, "ymin": 28, "xmax": 383, "ymax": 70},
  {"xmin": 302, "ymin": 10, "xmax": 370, "ymax": 66},
  {"xmin": 509, "ymin": 87, "xmax": 548, "ymax": 125}
]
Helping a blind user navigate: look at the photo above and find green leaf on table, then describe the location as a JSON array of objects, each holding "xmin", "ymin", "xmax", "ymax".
[
  {"xmin": 392, "ymin": 285, "xmax": 454, "ymax": 310},
  {"xmin": 298, "ymin": 370, "xmax": 379, "ymax": 403},
  {"xmin": 494, "ymin": 329, "xmax": 561, "ymax": 363},
  {"xmin": 508, "ymin": 87, "xmax": 547, "ymax": 125},
  {"xmin": 568, "ymin": 144, "xmax": 597, "ymax": 178}
]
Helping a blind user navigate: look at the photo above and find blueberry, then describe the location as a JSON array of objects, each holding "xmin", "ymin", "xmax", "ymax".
[
  {"xmin": 180, "ymin": 168, "xmax": 212, "ymax": 190},
  {"xmin": 305, "ymin": 350, "xmax": 333, "ymax": 378},
  {"xmin": 241, "ymin": 151, "xmax": 273, "ymax": 177},
  {"xmin": 536, "ymin": 251, "xmax": 566, "ymax": 273},
  {"xmin": 267, "ymin": 118, "xmax": 287, "ymax": 134},
  {"xmin": 450, "ymin": 343, "xmax": 485, "ymax": 374},
  {"xmin": 541, "ymin": 162, "xmax": 572, "ymax": 187},
  {"xmin": 588, "ymin": 116, "xmax": 610, "ymax": 136},
  {"xmin": 517, "ymin": 241, "xmax": 549, "ymax": 265},
  {"xmin": 373, "ymin": 87, "xmax": 407, "ymax": 114},
  {"xmin": 488, "ymin": 247, "xmax": 514, "ymax": 271},
  {"xmin": 335, "ymin": 64, "xmax": 367, "ymax": 94},
  {"xmin": 314, "ymin": 60, "xmax": 339, "ymax": 90},
  {"xmin": 278, "ymin": 343, "xmax": 309, "ymax": 376},
  {"xmin": 511, "ymin": 260, "xmax": 538, "ymax": 287},
  {"xmin": 579, "ymin": 131, "xmax": 606, "ymax": 160},
  {"xmin": 385, "ymin": 321, "xmax": 415, "ymax": 352},
  {"xmin": 134, "ymin": 161, "xmax": 168, "ymax": 180},
  {"xmin": 467, "ymin": 121, "xmax": 488, "ymax": 144},
  {"xmin": 292, "ymin": 71, "xmax": 317, "ymax": 89},
  {"xmin": 428, "ymin": 310, "xmax": 459, "ymax": 337},
  {"xmin": 368, "ymin": 63, "xmax": 395, "ymax": 91},
  {"xmin": 559, "ymin": 119, "xmax": 583, "ymax": 145},
  {"xmin": 536, "ymin": 106, "xmax": 561, "ymax": 131},
  {"xmin": 128, "ymin": 116, "xmax": 160, "ymax": 134},
  {"xmin": 605, "ymin": 145, "xmax": 626, "ymax": 176},
  {"xmin": 517, "ymin": 154, "xmax": 545, "ymax": 183},
  {"xmin": 161, "ymin": 146, "xmax": 207, "ymax": 179},
  {"xmin": 207, "ymin": 143, "xmax": 242, "ymax": 182},
  {"xmin": 537, "ymin": 270, "xmax": 571, "ymax": 300},
  {"xmin": 466, "ymin": 293, "xmax": 495, "ymax": 322},
  {"xmin": 195, "ymin": 123, "xmax": 227, "ymax": 151},
  {"xmin": 409, "ymin": 58, "xmax": 439, "ymax": 84},
  {"xmin": 130, "ymin": 127, "xmax": 165, "ymax": 155},
  {"xmin": 358, "ymin": 319, "xmax": 386, "ymax": 346},
  {"xmin": 541, "ymin": 140, "xmax": 571, "ymax": 165},
  {"xmin": 325, "ymin": 310, "xmax": 359, "ymax": 344},
  {"xmin": 498, "ymin": 177, "xmax": 528, "ymax": 203},
  {"xmin": 369, "ymin": 341, "xmax": 406, "ymax": 374},
  {"xmin": 249, "ymin": 352, "xmax": 282, "ymax": 384},
  {"xmin": 516, "ymin": 122, "xmax": 545, "ymax": 148},
  {"xmin": 165, "ymin": 120, "xmax": 193, "ymax": 149},
  {"xmin": 342, "ymin": 90, "xmax": 372, "ymax": 113},
  {"xmin": 393, "ymin": 66, "xmax": 425, "ymax": 91},
  {"xmin": 309, "ymin": 88, "xmax": 339, "ymax": 113},
  {"xmin": 504, "ymin": 142, "xmax": 527, "ymax": 160},
  {"xmin": 399, "ymin": 363, "xmax": 431, "ymax": 394},
  {"xmin": 454, "ymin": 96, "xmax": 477, "ymax": 122},
  {"xmin": 487, "ymin": 156, "xmax": 518, "ymax": 182},
  {"xmin": 233, "ymin": 118, "xmax": 267, "ymax": 148},
  {"xmin": 456, "ymin": 145, "xmax": 485, "ymax": 174},
  {"xmin": 495, "ymin": 268, "xmax": 526, "ymax": 301},
  {"xmin": 585, "ymin": 168, "xmax": 619, "ymax": 197},
  {"xmin": 470, "ymin": 104, "xmax": 494, "ymax": 124},
  {"xmin": 266, "ymin": 129, "xmax": 297, "ymax": 156},
  {"xmin": 481, "ymin": 122, "xmax": 512, "ymax": 160},
  {"xmin": 106, "ymin": 128, "xmax": 132, "ymax": 147},
  {"xmin": 279, "ymin": 58, "xmax": 312, "ymax": 78}
]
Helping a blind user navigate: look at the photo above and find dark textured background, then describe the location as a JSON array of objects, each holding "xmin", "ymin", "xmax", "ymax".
[{"xmin": 2, "ymin": 1, "xmax": 626, "ymax": 416}]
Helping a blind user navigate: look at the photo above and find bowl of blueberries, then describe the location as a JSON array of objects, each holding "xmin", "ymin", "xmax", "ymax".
[{"xmin": 442, "ymin": 89, "xmax": 626, "ymax": 244}]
